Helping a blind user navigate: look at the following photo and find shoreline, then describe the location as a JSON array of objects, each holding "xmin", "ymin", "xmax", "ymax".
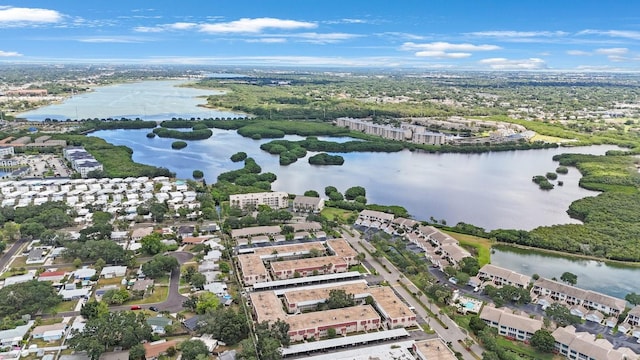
[{"xmin": 493, "ymin": 242, "xmax": 640, "ymax": 268}]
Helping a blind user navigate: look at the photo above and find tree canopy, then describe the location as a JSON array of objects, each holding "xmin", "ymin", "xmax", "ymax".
[{"xmin": 0, "ymin": 280, "xmax": 61, "ymax": 318}]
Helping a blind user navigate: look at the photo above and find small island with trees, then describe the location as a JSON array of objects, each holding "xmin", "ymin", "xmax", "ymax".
[
  {"xmin": 308, "ymin": 153, "xmax": 345, "ymax": 165},
  {"xmin": 171, "ymin": 141, "xmax": 187, "ymax": 150}
]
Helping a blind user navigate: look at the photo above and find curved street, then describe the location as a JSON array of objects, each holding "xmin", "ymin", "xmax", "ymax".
[{"xmin": 57, "ymin": 250, "xmax": 193, "ymax": 317}]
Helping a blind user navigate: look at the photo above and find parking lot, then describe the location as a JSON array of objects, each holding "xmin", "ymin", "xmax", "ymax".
[{"xmin": 10, "ymin": 154, "xmax": 71, "ymax": 179}]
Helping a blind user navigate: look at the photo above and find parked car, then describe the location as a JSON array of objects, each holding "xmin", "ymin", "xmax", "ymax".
[
  {"xmin": 149, "ymin": 306, "xmax": 159, "ymax": 312},
  {"xmin": 130, "ymin": 305, "xmax": 142, "ymax": 310}
]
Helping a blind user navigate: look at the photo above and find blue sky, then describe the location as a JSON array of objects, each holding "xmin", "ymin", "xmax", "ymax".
[{"xmin": 1, "ymin": 1, "xmax": 639, "ymax": 70}]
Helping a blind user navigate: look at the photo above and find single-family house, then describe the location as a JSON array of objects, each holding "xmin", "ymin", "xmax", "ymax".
[
  {"xmin": 131, "ymin": 279, "xmax": 154, "ymax": 296},
  {"xmin": 100, "ymin": 266, "xmax": 127, "ymax": 278},
  {"xmin": 200, "ymin": 223, "xmax": 218, "ymax": 233},
  {"xmin": 203, "ymin": 282, "xmax": 228, "ymax": 297},
  {"xmin": 190, "ymin": 335, "xmax": 217, "ymax": 352},
  {"xmin": 98, "ymin": 350, "xmax": 130, "ymax": 360},
  {"xmin": 4, "ymin": 272, "xmax": 35, "ymax": 286},
  {"xmin": 182, "ymin": 316, "xmax": 199, "ymax": 332},
  {"xmin": 38, "ymin": 270, "xmax": 66, "ymax": 283},
  {"xmin": 146, "ymin": 316, "xmax": 172, "ymax": 335},
  {"xmin": 31, "ymin": 323, "xmax": 66, "ymax": 342},
  {"xmin": 177, "ymin": 225, "xmax": 195, "ymax": 238},
  {"xmin": 143, "ymin": 340, "xmax": 180, "ymax": 360},
  {"xmin": 218, "ymin": 350, "xmax": 236, "ymax": 360},
  {"xmin": 59, "ymin": 288, "xmax": 90, "ymax": 301},
  {"xmin": 0, "ymin": 321, "xmax": 34, "ymax": 347},
  {"xmin": 131, "ymin": 227, "xmax": 154, "ymax": 241},
  {"xmin": 26, "ymin": 248, "xmax": 46, "ymax": 264},
  {"xmin": 73, "ymin": 267, "xmax": 96, "ymax": 280},
  {"xmin": 198, "ymin": 261, "xmax": 218, "ymax": 273},
  {"xmin": 110, "ymin": 231, "xmax": 129, "ymax": 242}
]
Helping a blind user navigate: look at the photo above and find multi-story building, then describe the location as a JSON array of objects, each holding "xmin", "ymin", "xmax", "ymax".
[
  {"xmin": 552, "ymin": 325, "xmax": 637, "ymax": 360},
  {"xmin": 477, "ymin": 264, "xmax": 531, "ymax": 288},
  {"xmin": 237, "ymin": 254, "xmax": 269, "ymax": 285},
  {"xmin": 480, "ymin": 306, "xmax": 542, "ymax": 342},
  {"xmin": 63, "ymin": 146, "xmax": 103, "ymax": 178},
  {"xmin": 624, "ymin": 305, "xmax": 640, "ymax": 326},
  {"xmin": 532, "ymin": 278, "xmax": 626, "ymax": 317},
  {"xmin": 292, "ymin": 195, "xmax": 325, "ymax": 213},
  {"xmin": 270, "ymin": 256, "xmax": 347, "ymax": 279},
  {"xmin": 326, "ymin": 239, "xmax": 359, "ymax": 266},
  {"xmin": 0, "ymin": 146, "xmax": 15, "ymax": 158},
  {"xmin": 229, "ymin": 191, "xmax": 288, "ymax": 210}
]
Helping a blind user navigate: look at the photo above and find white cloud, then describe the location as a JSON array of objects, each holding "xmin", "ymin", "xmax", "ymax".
[
  {"xmin": 134, "ymin": 22, "xmax": 197, "ymax": 33},
  {"xmin": 468, "ymin": 30, "xmax": 568, "ymax": 38},
  {"xmin": 199, "ymin": 17, "xmax": 316, "ymax": 33},
  {"xmin": 76, "ymin": 36, "xmax": 148, "ymax": 43},
  {"xmin": 415, "ymin": 51, "xmax": 471, "ymax": 59},
  {"xmin": 401, "ymin": 41, "xmax": 499, "ymax": 58},
  {"xmin": 578, "ymin": 29, "xmax": 640, "ymax": 40},
  {"xmin": 0, "ymin": 50, "xmax": 21, "ymax": 57},
  {"xmin": 291, "ymin": 32, "xmax": 360, "ymax": 44},
  {"xmin": 479, "ymin": 57, "xmax": 546, "ymax": 70},
  {"xmin": 0, "ymin": 6, "xmax": 61, "ymax": 23},
  {"xmin": 401, "ymin": 42, "xmax": 500, "ymax": 52},
  {"xmin": 567, "ymin": 50, "xmax": 591, "ymax": 56},
  {"xmin": 595, "ymin": 47, "xmax": 628, "ymax": 55},
  {"xmin": 377, "ymin": 32, "xmax": 426, "ymax": 41},
  {"xmin": 245, "ymin": 38, "xmax": 287, "ymax": 43}
]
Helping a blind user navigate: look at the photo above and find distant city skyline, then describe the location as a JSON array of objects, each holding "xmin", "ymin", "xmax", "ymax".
[{"xmin": 1, "ymin": 1, "xmax": 639, "ymax": 71}]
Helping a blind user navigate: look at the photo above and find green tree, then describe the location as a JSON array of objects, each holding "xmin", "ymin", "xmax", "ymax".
[
  {"xmin": 190, "ymin": 272, "xmax": 207, "ymax": 290},
  {"xmin": 150, "ymin": 202, "xmax": 168, "ymax": 223},
  {"xmin": 625, "ymin": 292, "xmax": 640, "ymax": 306},
  {"xmin": 469, "ymin": 316, "xmax": 486, "ymax": 335},
  {"xmin": 327, "ymin": 328, "xmax": 337, "ymax": 339},
  {"xmin": 73, "ymin": 258, "xmax": 83, "ymax": 268},
  {"xmin": 325, "ymin": 289, "xmax": 356, "ymax": 309},
  {"xmin": 560, "ymin": 271, "xmax": 578, "ymax": 286},
  {"xmin": 180, "ymin": 339, "xmax": 209, "ymax": 360},
  {"xmin": 67, "ymin": 311, "xmax": 152, "ymax": 360},
  {"xmin": 129, "ymin": 344, "xmax": 145, "ymax": 360},
  {"xmin": 80, "ymin": 300, "xmax": 109, "ymax": 319},
  {"xmin": 195, "ymin": 292, "xmax": 220, "ymax": 314},
  {"xmin": 1, "ymin": 221, "xmax": 20, "ymax": 242},
  {"xmin": 344, "ymin": 186, "xmax": 366, "ymax": 200},
  {"xmin": 0, "ymin": 280, "xmax": 61, "ymax": 318},
  {"xmin": 459, "ymin": 257, "xmax": 479, "ymax": 276},
  {"xmin": 140, "ymin": 233, "xmax": 166, "ymax": 255},
  {"xmin": 545, "ymin": 303, "xmax": 581, "ymax": 327},
  {"xmin": 324, "ymin": 186, "xmax": 338, "ymax": 196},
  {"xmin": 197, "ymin": 307, "xmax": 249, "ymax": 345},
  {"xmin": 531, "ymin": 329, "xmax": 555, "ymax": 353},
  {"xmin": 304, "ymin": 190, "xmax": 320, "ymax": 197},
  {"xmin": 101, "ymin": 289, "xmax": 130, "ymax": 305},
  {"xmin": 141, "ymin": 254, "xmax": 178, "ymax": 279}
]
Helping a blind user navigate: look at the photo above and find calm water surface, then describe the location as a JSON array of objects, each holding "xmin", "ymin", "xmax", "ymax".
[
  {"xmin": 17, "ymin": 80, "xmax": 243, "ymax": 121},
  {"xmin": 492, "ymin": 246, "xmax": 638, "ymax": 300},
  {"xmin": 93, "ymin": 128, "xmax": 619, "ymax": 231}
]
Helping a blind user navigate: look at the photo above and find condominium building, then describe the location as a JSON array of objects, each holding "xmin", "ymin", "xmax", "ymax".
[
  {"xmin": 480, "ymin": 306, "xmax": 542, "ymax": 342},
  {"xmin": 532, "ymin": 278, "xmax": 626, "ymax": 317},
  {"xmin": 552, "ymin": 325, "xmax": 637, "ymax": 360},
  {"xmin": 229, "ymin": 191, "xmax": 288, "ymax": 210},
  {"xmin": 478, "ymin": 264, "xmax": 532, "ymax": 288}
]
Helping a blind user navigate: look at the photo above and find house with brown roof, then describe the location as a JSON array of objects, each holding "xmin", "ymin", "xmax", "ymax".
[
  {"xmin": 37, "ymin": 270, "xmax": 67, "ymax": 283},
  {"xmin": 143, "ymin": 340, "xmax": 180, "ymax": 360}
]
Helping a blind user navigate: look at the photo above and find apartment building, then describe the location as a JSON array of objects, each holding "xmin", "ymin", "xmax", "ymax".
[
  {"xmin": 292, "ymin": 195, "xmax": 325, "ymax": 213},
  {"xmin": 478, "ymin": 264, "xmax": 532, "ymax": 288},
  {"xmin": 552, "ymin": 326, "xmax": 637, "ymax": 360},
  {"xmin": 229, "ymin": 191, "xmax": 288, "ymax": 210},
  {"xmin": 270, "ymin": 255, "xmax": 347, "ymax": 279},
  {"xmin": 326, "ymin": 239, "xmax": 359, "ymax": 266},
  {"xmin": 532, "ymin": 278, "xmax": 626, "ymax": 317},
  {"xmin": 480, "ymin": 306, "xmax": 542, "ymax": 342}
]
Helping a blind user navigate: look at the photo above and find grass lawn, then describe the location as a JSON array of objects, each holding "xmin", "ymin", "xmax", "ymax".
[
  {"xmin": 35, "ymin": 317, "xmax": 64, "ymax": 325},
  {"xmin": 0, "ymin": 269, "xmax": 28, "ymax": 280},
  {"xmin": 46, "ymin": 300, "xmax": 78, "ymax": 314},
  {"xmin": 443, "ymin": 231, "xmax": 492, "ymax": 266},
  {"xmin": 530, "ymin": 133, "xmax": 573, "ymax": 143},
  {"xmin": 98, "ymin": 277, "xmax": 126, "ymax": 286},
  {"xmin": 321, "ymin": 207, "xmax": 356, "ymax": 223},
  {"xmin": 349, "ymin": 264, "xmax": 368, "ymax": 274},
  {"xmin": 8, "ymin": 256, "xmax": 28, "ymax": 269},
  {"xmin": 125, "ymin": 286, "xmax": 169, "ymax": 305},
  {"xmin": 495, "ymin": 337, "xmax": 557, "ymax": 360}
]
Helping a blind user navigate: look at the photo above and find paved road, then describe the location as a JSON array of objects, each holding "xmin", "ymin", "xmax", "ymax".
[
  {"xmin": 56, "ymin": 251, "xmax": 194, "ymax": 317},
  {"xmin": 341, "ymin": 229, "xmax": 483, "ymax": 360},
  {"xmin": 0, "ymin": 238, "xmax": 28, "ymax": 272}
]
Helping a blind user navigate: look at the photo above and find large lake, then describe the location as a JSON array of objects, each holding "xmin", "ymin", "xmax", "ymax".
[
  {"xmin": 93, "ymin": 128, "xmax": 618, "ymax": 231},
  {"xmin": 17, "ymin": 80, "xmax": 242, "ymax": 121}
]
